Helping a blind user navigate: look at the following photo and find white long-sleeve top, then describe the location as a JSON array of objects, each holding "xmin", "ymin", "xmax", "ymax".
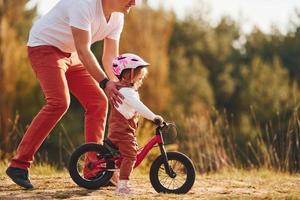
[{"xmin": 116, "ymin": 87, "xmax": 157, "ymax": 121}]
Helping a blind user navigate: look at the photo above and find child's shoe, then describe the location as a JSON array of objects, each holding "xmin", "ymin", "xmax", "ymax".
[{"xmin": 115, "ymin": 180, "xmax": 134, "ymax": 195}]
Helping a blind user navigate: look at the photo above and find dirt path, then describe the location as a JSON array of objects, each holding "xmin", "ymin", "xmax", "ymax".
[{"xmin": 1, "ymin": 170, "xmax": 300, "ymax": 199}]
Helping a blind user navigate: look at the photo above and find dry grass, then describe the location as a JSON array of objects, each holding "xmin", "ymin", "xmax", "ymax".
[
  {"xmin": 176, "ymin": 107, "xmax": 300, "ymax": 173},
  {"xmin": 1, "ymin": 163, "xmax": 300, "ymax": 199}
]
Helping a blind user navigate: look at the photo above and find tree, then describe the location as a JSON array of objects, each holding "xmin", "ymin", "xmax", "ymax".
[
  {"xmin": 0, "ymin": 0, "xmax": 37, "ymax": 152},
  {"xmin": 169, "ymin": 16, "xmax": 241, "ymax": 113},
  {"xmin": 120, "ymin": 5, "xmax": 173, "ymax": 113},
  {"xmin": 168, "ymin": 16, "xmax": 239, "ymax": 171},
  {"xmin": 238, "ymin": 56, "xmax": 292, "ymax": 123}
]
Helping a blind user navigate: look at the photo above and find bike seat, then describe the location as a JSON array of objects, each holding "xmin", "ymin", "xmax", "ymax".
[{"xmin": 103, "ymin": 138, "xmax": 119, "ymax": 151}]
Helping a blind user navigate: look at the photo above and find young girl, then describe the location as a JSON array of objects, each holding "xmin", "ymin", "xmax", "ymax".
[{"xmin": 108, "ymin": 53, "xmax": 163, "ymax": 194}]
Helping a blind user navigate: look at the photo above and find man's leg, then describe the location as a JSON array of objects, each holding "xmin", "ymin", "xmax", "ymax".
[
  {"xmin": 66, "ymin": 63, "xmax": 108, "ymax": 180},
  {"xmin": 7, "ymin": 46, "xmax": 70, "ymax": 188},
  {"xmin": 66, "ymin": 63, "xmax": 108, "ymax": 143}
]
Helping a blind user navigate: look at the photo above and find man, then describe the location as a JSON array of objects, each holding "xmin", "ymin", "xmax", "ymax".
[{"xmin": 6, "ymin": 0, "xmax": 135, "ymax": 189}]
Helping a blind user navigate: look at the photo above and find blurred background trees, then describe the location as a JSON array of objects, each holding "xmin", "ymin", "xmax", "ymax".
[
  {"xmin": 1, "ymin": 1, "xmax": 300, "ymax": 172},
  {"xmin": 120, "ymin": 4, "xmax": 173, "ymax": 113},
  {"xmin": 0, "ymin": 0, "xmax": 38, "ymax": 154}
]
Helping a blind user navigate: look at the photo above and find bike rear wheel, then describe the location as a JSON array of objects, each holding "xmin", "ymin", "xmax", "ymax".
[
  {"xmin": 149, "ymin": 151, "xmax": 195, "ymax": 194},
  {"xmin": 68, "ymin": 143, "xmax": 114, "ymax": 189}
]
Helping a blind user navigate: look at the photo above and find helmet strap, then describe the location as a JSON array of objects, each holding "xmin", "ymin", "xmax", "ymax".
[{"xmin": 130, "ymin": 69, "xmax": 134, "ymax": 84}]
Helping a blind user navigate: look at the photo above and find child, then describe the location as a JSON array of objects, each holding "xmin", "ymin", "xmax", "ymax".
[{"xmin": 108, "ymin": 53, "xmax": 163, "ymax": 195}]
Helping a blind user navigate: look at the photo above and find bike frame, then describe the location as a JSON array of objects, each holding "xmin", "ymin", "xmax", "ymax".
[
  {"xmin": 134, "ymin": 133, "xmax": 162, "ymax": 167},
  {"xmin": 111, "ymin": 124, "xmax": 175, "ymax": 177},
  {"xmin": 134, "ymin": 126, "xmax": 175, "ymax": 177}
]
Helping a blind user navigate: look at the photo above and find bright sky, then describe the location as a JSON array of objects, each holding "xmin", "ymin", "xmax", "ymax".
[{"xmin": 30, "ymin": 0, "xmax": 300, "ymax": 34}]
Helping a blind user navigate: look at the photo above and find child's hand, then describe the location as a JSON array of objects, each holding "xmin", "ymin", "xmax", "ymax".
[{"xmin": 153, "ymin": 115, "xmax": 164, "ymax": 126}]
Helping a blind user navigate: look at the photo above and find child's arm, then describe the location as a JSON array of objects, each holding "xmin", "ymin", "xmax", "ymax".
[{"xmin": 121, "ymin": 89, "xmax": 157, "ymax": 121}]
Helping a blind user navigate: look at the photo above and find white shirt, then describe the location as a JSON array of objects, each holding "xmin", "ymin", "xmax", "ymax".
[
  {"xmin": 27, "ymin": 0, "xmax": 124, "ymax": 53},
  {"xmin": 116, "ymin": 88, "xmax": 157, "ymax": 121}
]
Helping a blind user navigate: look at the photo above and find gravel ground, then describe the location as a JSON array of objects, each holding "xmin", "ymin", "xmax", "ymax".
[{"xmin": 1, "ymin": 170, "xmax": 300, "ymax": 199}]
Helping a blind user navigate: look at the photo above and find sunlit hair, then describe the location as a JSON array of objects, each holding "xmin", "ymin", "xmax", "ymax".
[{"xmin": 118, "ymin": 66, "xmax": 148, "ymax": 83}]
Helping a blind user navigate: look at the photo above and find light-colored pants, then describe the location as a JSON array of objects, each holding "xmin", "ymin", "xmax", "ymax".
[{"xmin": 10, "ymin": 46, "xmax": 108, "ymax": 169}]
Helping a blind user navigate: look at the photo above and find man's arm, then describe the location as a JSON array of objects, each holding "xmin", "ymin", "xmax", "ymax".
[
  {"xmin": 71, "ymin": 26, "xmax": 123, "ymax": 106},
  {"xmin": 102, "ymin": 38, "xmax": 119, "ymax": 81},
  {"xmin": 71, "ymin": 26, "xmax": 107, "ymax": 82}
]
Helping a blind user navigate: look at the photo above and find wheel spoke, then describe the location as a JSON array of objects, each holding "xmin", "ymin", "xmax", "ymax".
[
  {"xmin": 152, "ymin": 154, "xmax": 194, "ymax": 193},
  {"xmin": 171, "ymin": 160, "xmax": 178, "ymax": 171},
  {"xmin": 167, "ymin": 178, "xmax": 173, "ymax": 189},
  {"xmin": 171, "ymin": 178, "xmax": 177, "ymax": 190},
  {"xmin": 76, "ymin": 150, "xmax": 109, "ymax": 180},
  {"xmin": 174, "ymin": 178, "xmax": 180, "ymax": 189},
  {"xmin": 159, "ymin": 174, "xmax": 170, "ymax": 182},
  {"xmin": 158, "ymin": 169, "xmax": 170, "ymax": 183},
  {"xmin": 162, "ymin": 175, "xmax": 170, "ymax": 186},
  {"xmin": 158, "ymin": 159, "xmax": 189, "ymax": 190}
]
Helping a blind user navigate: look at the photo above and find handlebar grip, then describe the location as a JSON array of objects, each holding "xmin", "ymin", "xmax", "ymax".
[{"xmin": 153, "ymin": 118, "xmax": 163, "ymax": 126}]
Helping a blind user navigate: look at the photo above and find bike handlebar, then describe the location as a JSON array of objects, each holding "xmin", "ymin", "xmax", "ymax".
[
  {"xmin": 154, "ymin": 120, "xmax": 173, "ymax": 129},
  {"xmin": 153, "ymin": 118, "xmax": 164, "ymax": 126}
]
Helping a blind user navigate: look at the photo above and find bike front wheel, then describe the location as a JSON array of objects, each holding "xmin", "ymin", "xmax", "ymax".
[{"xmin": 149, "ymin": 151, "xmax": 195, "ymax": 194}]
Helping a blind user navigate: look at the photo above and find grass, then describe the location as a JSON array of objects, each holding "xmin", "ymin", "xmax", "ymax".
[
  {"xmin": 0, "ymin": 160, "xmax": 65, "ymax": 176},
  {"xmin": 176, "ymin": 107, "xmax": 300, "ymax": 173},
  {"xmin": 1, "ymin": 163, "xmax": 300, "ymax": 199}
]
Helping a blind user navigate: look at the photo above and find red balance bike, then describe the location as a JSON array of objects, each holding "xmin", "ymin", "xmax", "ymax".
[{"xmin": 68, "ymin": 121, "xmax": 196, "ymax": 194}]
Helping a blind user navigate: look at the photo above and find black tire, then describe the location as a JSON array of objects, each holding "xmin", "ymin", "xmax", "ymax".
[
  {"xmin": 68, "ymin": 143, "xmax": 114, "ymax": 189},
  {"xmin": 150, "ymin": 151, "xmax": 196, "ymax": 194}
]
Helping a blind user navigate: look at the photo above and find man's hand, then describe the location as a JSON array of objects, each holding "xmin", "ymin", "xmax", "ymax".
[{"xmin": 104, "ymin": 81, "xmax": 124, "ymax": 107}]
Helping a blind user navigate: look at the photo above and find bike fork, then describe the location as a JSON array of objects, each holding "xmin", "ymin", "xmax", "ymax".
[{"xmin": 158, "ymin": 143, "xmax": 176, "ymax": 178}]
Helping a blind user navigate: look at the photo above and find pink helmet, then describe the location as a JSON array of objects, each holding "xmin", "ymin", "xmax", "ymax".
[{"xmin": 112, "ymin": 53, "xmax": 149, "ymax": 76}]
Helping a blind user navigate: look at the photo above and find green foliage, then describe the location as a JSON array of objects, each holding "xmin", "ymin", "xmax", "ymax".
[
  {"xmin": 168, "ymin": 17, "xmax": 215, "ymax": 114},
  {"xmin": 244, "ymin": 16, "xmax": 300, "ymax": 83},
  {"xmin": 168, "ymin": 16, "xmax": 241, "ymax": 116},
  {"xmin": 238, "ymin": 56, "xmax": 292, "ymax": 121},
  {"xmin": 169, "ymin": 47, "xmax": 214, "ymax": 114}
]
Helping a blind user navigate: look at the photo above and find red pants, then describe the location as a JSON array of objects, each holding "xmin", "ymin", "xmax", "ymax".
[
  {"xmin": 10, "ymin": 46, "xmax": 108, "ymax": 169},
  {"xmin": 108, "ymin": 106, "xmax": 138, "ymax": 180}
]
